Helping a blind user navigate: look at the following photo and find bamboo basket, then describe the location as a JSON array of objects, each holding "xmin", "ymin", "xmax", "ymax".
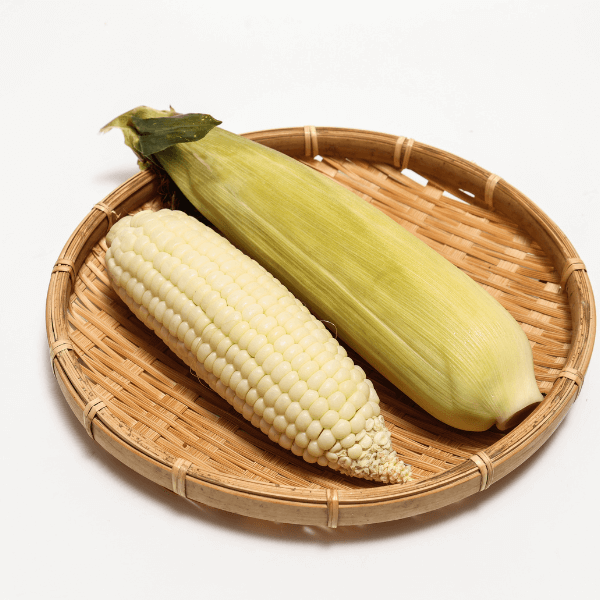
[{"xmin": 46, "ymin": 126, "xmax": 595, "ymax": 527}]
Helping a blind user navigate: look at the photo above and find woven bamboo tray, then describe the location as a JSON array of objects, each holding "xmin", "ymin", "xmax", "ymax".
[{"xmin": 46, "ymin": 126, "xmax": 595, "ymax": 527}]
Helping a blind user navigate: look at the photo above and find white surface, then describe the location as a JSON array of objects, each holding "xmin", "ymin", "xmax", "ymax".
[{"xmin": 1, "ymin": 1, "xmax": 598, "ymax": 599}]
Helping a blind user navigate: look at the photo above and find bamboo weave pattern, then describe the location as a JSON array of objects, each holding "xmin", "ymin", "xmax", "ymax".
[{"xmin": 62, "ymin": 156, "xmax": 573, "ymax": 489}]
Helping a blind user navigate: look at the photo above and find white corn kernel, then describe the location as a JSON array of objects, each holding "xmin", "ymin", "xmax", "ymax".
[
  {"xmin": 348, "ymin": 444, "xmax": 363, "ymax": 460},
  {"xmin": 306, "ymin": 420, "xmax": 323, "ymax": 440}
]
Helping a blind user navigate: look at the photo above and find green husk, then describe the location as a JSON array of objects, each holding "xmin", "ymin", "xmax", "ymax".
[{"xmin": 102, "ymin": 106, "xmax": 543, "ymax": 431}]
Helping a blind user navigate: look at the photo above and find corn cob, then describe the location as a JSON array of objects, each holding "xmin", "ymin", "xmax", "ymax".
[
  {"xmin": 103, "ymin": 106, "xmax": 543, "ymax": 431},
  {"xmin": 105, "ymin": 208, "xmax": 411, "ymax": 484}
]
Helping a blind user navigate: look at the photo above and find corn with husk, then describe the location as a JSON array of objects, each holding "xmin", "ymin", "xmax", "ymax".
[{"xmin": 102, "ymin": 106, "xmax": 543, "ymax": 432}]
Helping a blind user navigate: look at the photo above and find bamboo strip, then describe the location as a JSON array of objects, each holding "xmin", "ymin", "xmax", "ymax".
[{"xmin": 470, "ymin": 451, "xmax": 494, "ymax": 491}]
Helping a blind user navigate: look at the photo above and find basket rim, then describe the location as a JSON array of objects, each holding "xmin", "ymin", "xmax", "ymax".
[{"xmin": 46, "ymin": 126, "xmax": 596, "ymax": 526}]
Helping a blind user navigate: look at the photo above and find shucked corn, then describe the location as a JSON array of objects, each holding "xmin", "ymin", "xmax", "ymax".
[{"xmin": 105, "ymin": 208, "xmax": 411, "ymax": 484}]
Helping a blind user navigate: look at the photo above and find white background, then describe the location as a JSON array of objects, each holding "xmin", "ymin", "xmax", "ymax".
[{"xmin": 1, "ymin": 1, "xmax": 598, "ymax": 599}]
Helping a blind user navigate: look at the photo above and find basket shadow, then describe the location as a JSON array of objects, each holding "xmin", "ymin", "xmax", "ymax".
[{"xmin": 45, "ymin": 329, "xmax": 567, "ymax": 544}]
